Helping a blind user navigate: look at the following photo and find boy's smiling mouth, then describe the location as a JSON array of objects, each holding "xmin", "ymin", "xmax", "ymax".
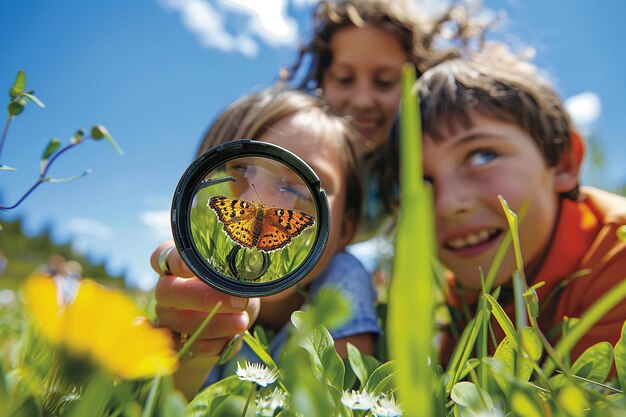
[{"xmin": 444, "ymin": 228, "xmax": 502, "ymax": 254}]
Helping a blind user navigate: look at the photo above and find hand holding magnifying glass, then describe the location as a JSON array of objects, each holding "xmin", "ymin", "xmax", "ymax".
[{"xmin": 150, "ymin": 240, "xmax": 260, "ymax": 399}]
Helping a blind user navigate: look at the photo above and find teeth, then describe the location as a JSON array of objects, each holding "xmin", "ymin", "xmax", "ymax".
[{"xmin": 446, "ymin": 229, "xmax": 493, "ymax": 250}]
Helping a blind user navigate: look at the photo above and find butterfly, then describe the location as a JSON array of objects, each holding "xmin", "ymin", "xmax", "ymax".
[{"xmin": 208, "ymin": 195, "xmax": 315, "ymax": 252}]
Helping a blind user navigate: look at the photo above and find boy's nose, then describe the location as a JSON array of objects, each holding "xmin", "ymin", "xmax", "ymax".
[{"xmin": 434, "ymin": 178, "xmax": 476, "ymax": 221}]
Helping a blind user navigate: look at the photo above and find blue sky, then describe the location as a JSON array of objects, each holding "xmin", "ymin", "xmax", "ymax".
[{"xmin": 1, "ymin": 0, "xmax": 625, "ymax": 290}]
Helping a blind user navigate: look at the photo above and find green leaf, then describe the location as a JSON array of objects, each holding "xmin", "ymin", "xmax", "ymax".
[
  {"xmin": 523, "ymin": 286, "xmax": 539, "ymax": 318},
  {"xmin": 91, "ymin": 124, "xmax": 124, "ymax": 155},
  {"xmin": 22, "ymin": 92, "xmax": 45, "ymax": 108},
  {"xmin": 281, "ymin": 347, "xmax": 335, "ymax": 417},
  {"xmin": 0, "ymin": 362, "xmax": 7, "ymax": 414},
  {"xmin": 347, "ymin": 343, "xmax": 368, "ymax": 388},
  {"xmin": 242, "ymin": 331, "xmax": 277, "ymax": 369},
  {"xmin": 160, "ymin": 390, "xmax": 187, "ymax": 417},
  {"xmin": 544, "ymin": 278, "xmax": 626, "ymax": 376},
  {"xmin": 9, "ymin": 70, "xmax": 26, "ymax": 98},
  {"xmin": 498, "ymin": 196, "xmax": 523, "ymax": 272},
  {"xmin": 292, "ymin": 313, "xmax": 345, "ymax": 390},
  {"xmin": 492, "ymin": 327, "xmax": 541, "ymax": 386},
  {"xmin": 364, "ymin": 361, "xmax": 397, "ymax": 394},
  {"xmin": 11, "ymin": 396, "xmax": 42, "ymax": 417},
  {"xmin": 558, "ymin": 383, "xmax": 589, "ymax": 417},
  {"xmin": 519, "ymin": 326, "xmax": 543, "ymax": 362},
  {"xmin": 64, "ymin": 373, "xmax": 113, "ymax": 417},
  {"xmin": 71, "ymin": 128, "xmax": 85, "ymax": 144},
  {"xmin": 615, "ymin": 321, "xmax": 626, "ymax": 390},
  {"xmin": 187, "ymin": 375, "xmax": 246, "ymax": 414},
  {"xmin": 40, "ymin": 138, "xmax": 61, "ymax": 173},
  {"xmin": 509, "ymin": 390, "xmax": 542, "ymax": 417},
  {"xmin": 253, "ymin": 326, "xmax": 269, "ymax": 350},
  {"xmin": 44, "ymin": 169, "xmax": 92, "ymax": 183},
  {"xmin": 570, "ymin": 341, "xmax": 613, "ymax": 382},
  {"xmin": 485, "ymin": 294, "xmax": 519, "ymax": 347},
  {"xmin": 450, "ymin": 381, "xmax": 494, "ymax": 412},
  {"xmin": 0, "ymin": 164, "xmax": 16, "ymax": 171},
  {"xmin": 8, "ymin": 98, "xmax": 25, "ymax": 116}
]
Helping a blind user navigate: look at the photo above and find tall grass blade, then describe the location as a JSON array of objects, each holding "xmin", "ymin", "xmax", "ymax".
[{"xmin": 387, "ymin": 63, "xmax": 434, "ymax": 417}]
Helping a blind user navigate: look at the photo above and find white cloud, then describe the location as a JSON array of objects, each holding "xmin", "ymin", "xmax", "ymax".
[
  {"xmin": 220, "ymin": 0, "xmax": 298, "ymax": 46},
  {"xmin": 565, "ymin": 92, "xmax": 602, "ymax": 132},
  {"xmin": 139, "ymin": 210, "xmax": 172, "ymax": 241},
  {"xmin": 67, "ymin": 217, "xmax": 114, "ymax": 240},
  {"xmin": 161, "ymin": 0, "xmax": 298, "ymax": 57}
]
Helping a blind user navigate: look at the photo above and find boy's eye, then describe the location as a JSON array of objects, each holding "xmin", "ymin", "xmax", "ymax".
[
  {"xmin": 423, "ymin": 176, "xmax": 434, "ymax": 187},
  {"xmin": 467, "ymin": 149, "xmax": 497, "ymax": 168}
]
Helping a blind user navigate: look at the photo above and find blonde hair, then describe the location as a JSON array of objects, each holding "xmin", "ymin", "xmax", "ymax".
[{"xmin": 197, "ymin": 88, "xmax": 364, "ymax": 229}]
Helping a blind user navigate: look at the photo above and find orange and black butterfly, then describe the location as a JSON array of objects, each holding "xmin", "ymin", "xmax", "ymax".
[{"xmin": 208, "ymin": 196, "xmax": 315, "ymax": 252}]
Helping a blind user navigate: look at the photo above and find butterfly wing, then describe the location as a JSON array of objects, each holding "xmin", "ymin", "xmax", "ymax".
[
  {"xmin": 256, "ymin": 207, "xmax": 315, "ymax": 252},
  {"xmin": 208, "ymin": 196, "xmax": 258, "ymax": 249}
]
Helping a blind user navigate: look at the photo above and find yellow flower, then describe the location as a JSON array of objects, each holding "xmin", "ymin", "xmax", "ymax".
[{"xmin": 22, "ymin": 274, "xmax": 178, "ymax": 379}]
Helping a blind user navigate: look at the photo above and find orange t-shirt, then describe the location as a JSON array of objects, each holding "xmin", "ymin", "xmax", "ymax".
[{"xmin": 441, "ymin": 186, "xmax": 626, "ymax": 364}]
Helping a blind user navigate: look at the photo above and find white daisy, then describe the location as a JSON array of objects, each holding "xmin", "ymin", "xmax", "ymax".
[
  {"xmin": 341, "ymin": 389, "xmax": 378, "ymax": 410},
  {"xmin": 372, "ymin": 394, "xmax": 403, "ymax": 416},
  {"xmin": 236, "ymin": 361, "xmax": 279, "ymax": 387}
]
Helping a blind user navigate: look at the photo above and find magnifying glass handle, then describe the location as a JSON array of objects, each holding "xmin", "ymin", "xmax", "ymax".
[{"xmin": 226, "ymin": 245, "xmax": 271, "ymax": 281}]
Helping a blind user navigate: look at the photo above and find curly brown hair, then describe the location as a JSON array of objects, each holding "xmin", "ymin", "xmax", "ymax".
[{"xmin": 281, "ymin": 0, "xmax": 496, "ymax": 90}]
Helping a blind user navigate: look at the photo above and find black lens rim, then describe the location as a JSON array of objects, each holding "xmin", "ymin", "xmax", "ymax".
[{"xmin": 171, "ymin": 139, "xmax": 330, "ymax": 297}]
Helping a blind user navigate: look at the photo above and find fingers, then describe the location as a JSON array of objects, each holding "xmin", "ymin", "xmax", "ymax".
[
  {"xmin": 155, "ymin": 274, "xmax": 253, "ymax": 313},
  {"xmin": 150, "ymin": 240, "xmax": 261, "ymax": 363},
  {"xmin": 155, "ymin": 306, "xmax": 251, "ymax": 338},
  {"xmin": 150, "ymin": 241, "xmax": 194, "ymax": 278}
]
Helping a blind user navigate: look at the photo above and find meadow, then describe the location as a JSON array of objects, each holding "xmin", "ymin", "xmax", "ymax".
[{"xmin": 3, "ymin": 67, "xmax": 626, "ymax": 417}]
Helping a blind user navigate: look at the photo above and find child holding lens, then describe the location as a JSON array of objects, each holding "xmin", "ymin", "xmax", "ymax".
[{"xmin": 151, "ymin": 88, "xmax": 379, "ymax": 399}]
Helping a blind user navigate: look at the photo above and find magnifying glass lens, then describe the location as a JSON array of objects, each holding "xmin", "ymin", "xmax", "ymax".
[{"xmin": 189, "ymin": 156, "xmax": 318, "ymax": 283}]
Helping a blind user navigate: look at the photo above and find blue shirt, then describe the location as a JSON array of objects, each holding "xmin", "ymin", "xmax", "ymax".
[{"xmin": 205, "ymin": 251, "xmax": 380, "ymax": 385}]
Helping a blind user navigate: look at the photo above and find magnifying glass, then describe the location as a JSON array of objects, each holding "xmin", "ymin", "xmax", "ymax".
[{"xmin": 171, "ymin": 139, "xmax": 330, "ymax": 297}]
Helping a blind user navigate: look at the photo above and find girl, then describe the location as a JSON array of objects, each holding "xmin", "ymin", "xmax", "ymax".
[
  {"xmin": 151, "ymin": 88, "xmax": 379, "ymax": 399},
  {"xmin": 283, "ymin": 0, "xmax": 493, "ymax": 238}
]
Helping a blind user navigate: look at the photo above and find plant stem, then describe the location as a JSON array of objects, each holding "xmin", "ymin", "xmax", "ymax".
[
  {"xmin": 176, "ymin": 301, "xmax": 222, "ymax": 359},
  {"xmin": 142, "ymin": 376, "xmax": 162, "ymax": 417},
  {"xmin": 1, "ymin": 178, "xmax": 44, "ymax": 210},
  {"xmin": 41, "ymin": 141, "xmax": 79, "ymax": 177},
  {"xmin": 241, "ymin": 382, "xmax": 255, "ymax": 417},
  {"xmin": 0, "ymin": 116, "xmax": 12, "ymax": 162},
  {"xmin": 1, "ymin": 140, "xmax": 80, "ymax": 210}
]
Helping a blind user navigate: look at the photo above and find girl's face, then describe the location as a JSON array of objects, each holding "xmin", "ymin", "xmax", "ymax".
[
  {"xmin": 256, "ymin": 113, "xmax": 353, "ymax": 301},
  {"xmin": 322, "ymin": 25, "xmax": 407, "ymax": 156}
]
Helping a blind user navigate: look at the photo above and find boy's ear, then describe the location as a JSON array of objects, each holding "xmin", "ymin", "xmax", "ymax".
[{"xmin": 554, "ymin": 131, "xmax": 585, "ymax": 193}]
